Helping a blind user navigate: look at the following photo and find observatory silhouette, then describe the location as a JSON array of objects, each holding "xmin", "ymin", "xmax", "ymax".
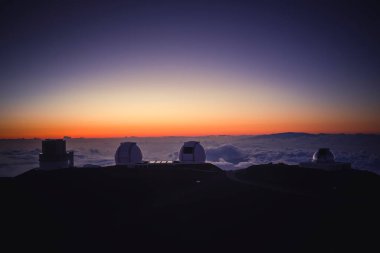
[
  {"xmin": 113, "ymin": 141, "xmax": 207, "ymax": 167},
  {"xmin": 115, "ymin": 142, "xmax": 143, "ymax": 165},
  {"xmin": 300, "ymin": 148, "xmax": 351, "ymax": 171},
  {"xmin": 39, "ymin": 139, "xmax": 74, "ymax": 170},
  {"xmin": 312, "ymin": 148, "xmax": 335, "ymax": 163},
  {"xmin": 179, "ymin": 141, "xmax": 206, "ymax": 163},
  {"xmin": 36, "ymin": 140, "xmax": 353, "ymax": 172}
]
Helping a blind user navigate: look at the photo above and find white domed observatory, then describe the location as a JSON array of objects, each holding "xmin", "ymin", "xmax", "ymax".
[
  {"xmin": 300, "ymin": 148, "xmax": 351, "ymax": 171},
  {"xmin": 115, "ymin": 142, "xmax": 143, "ymax": 165},
  {"xmin": 179, "ymin": 141, "xmax": 206, "ymax": 163}
]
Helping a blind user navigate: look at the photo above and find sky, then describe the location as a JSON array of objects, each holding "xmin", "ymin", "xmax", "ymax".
[{"xmin": 1, "ymin": 0, "xmax": 379, "ymax": 138}]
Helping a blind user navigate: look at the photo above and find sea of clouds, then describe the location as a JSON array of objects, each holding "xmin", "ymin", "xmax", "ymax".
[{"xmin": 1, "ymin": 133, "xmax": 380, "ymax": 177}]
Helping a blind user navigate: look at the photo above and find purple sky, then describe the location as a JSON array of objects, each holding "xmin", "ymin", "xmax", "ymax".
[{"xmin": 1, "ymin": 0, "xmax": 379, "ymax": 137}]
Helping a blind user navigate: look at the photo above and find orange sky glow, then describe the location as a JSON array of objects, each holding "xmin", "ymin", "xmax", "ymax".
[{"xmin": 1, "ymin": 69, "xmax": 379, "ymax": 139}]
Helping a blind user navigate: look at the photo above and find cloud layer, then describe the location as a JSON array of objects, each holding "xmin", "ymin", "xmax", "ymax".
[{"xmin": 1, "ymin": 134, "xmax": 380, "ymax": 177}]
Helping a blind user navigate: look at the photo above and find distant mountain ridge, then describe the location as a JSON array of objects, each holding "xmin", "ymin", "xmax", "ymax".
[
  {"xmin": 253, "ymin": 132, "xmax": 380, "ymax": 139},
  {"xmin": 254, "ymin": 132, "xmax": 315, "ymax": 139}
]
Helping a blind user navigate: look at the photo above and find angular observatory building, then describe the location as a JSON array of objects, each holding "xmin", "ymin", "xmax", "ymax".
[{"xmin": 39, "ymin": 139, "xmax": 74, "ymax": 170}]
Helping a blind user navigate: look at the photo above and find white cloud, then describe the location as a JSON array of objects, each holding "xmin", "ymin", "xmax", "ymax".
[{"xmin": 206, "ymin": 144, "xmax": 250, "ymax": 164}]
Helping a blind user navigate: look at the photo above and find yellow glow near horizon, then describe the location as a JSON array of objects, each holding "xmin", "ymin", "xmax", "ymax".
[{"xmin": 1, "ymin": 69, "xmax": 379, "ymax": 138}]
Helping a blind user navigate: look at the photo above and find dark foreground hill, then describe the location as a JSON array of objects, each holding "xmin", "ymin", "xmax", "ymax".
[{"xmin": 2, "ymin": 164, "xmax": 380, "ymax": 253}]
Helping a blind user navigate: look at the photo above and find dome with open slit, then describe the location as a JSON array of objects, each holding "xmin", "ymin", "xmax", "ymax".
[
  {"xmin": 115, "ymin": 142, "xmax": 143, "ymax": 165},
  {"xmin": 179, "ymin": 141, "xmax": 206, "ymax": 163}
]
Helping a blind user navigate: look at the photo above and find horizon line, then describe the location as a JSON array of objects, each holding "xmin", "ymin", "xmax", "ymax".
[{"xmin": 1, "ymin": 131, "xmax": 380, "ymax": 140}]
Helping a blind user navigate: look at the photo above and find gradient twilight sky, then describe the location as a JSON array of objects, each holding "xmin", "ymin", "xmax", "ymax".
[{"xmin": 1, "ymin": 0, "xmax": 379, "ymax": 138}]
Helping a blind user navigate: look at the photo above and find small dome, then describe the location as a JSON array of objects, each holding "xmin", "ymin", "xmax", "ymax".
[
  {"xmin": 179, "ymin": 141, "xmax": 206, "ymax": 163},
  {"xmin": 312, "ymin": 148, "xmax": 335, "ymax": 163},
  {"xmin": 115, "ymin": 142, "xmax": 143, "ymax": 165}
]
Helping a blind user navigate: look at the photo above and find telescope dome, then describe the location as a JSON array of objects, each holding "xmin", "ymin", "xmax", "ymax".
[
  {"xmin": 179, "ymin": 141, "xmax": 206, "ymax": 163},
  {"xmin": 312, "ymin": 148, "xmax": 335, "ymax": 163},
  {"xmin": 115, "ymin": 142, "xmax": 143, "ymax": 165}
]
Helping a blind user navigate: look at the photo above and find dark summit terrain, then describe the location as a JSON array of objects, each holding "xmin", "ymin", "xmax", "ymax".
[{"xmin": 2, "ymin": 164, "xmax": 380, "ymax": 252}]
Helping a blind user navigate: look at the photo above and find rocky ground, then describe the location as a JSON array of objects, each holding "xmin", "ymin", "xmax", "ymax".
[{"xmin": 1, "ymin": 163, "xmax": 380, "ymax": 252}]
